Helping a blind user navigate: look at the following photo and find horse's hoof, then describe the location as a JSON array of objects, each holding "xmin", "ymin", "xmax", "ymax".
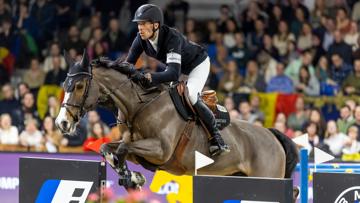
[{"xmin": 131, "ymin": 171, "xmax": 146, "ymax": 187}]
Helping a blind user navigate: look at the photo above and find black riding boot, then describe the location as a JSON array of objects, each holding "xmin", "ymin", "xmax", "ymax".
[{"xmin": 193, "ymin": 99, "xmax": 230, "ymax": 156}]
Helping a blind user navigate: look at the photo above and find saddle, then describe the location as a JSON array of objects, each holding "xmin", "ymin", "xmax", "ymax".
[{"xmin": 169, "ymin": 82, "xmax": 230, "ymax": 130}]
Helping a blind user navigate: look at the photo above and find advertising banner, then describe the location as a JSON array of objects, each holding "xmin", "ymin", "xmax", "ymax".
[
  {"xmin": 0, "ymin": 152, "xmax": 165, "ymax": 203},
  {"xmin": 313, "ymin": 172, "xmax": 360, "ymax": 203}
]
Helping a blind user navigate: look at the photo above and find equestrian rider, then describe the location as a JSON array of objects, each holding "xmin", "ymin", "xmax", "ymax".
[{"xmin": 110, "ymin": 4, "xmax": 230, "ymax": 156}]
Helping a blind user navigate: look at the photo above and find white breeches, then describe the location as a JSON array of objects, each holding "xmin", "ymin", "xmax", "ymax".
[{"xmin": 187, "ymin": 57, "xmax": 210, "ymax": 105}]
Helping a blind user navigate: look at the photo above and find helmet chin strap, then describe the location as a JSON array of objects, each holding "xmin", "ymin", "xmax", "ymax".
[{"xmin": 149, "ymin": 23, "xmax": 159, "ymax": 40}]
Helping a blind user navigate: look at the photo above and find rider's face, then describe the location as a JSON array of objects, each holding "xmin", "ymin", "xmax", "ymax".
[{"xmin": 137, "ymin": 21, "xmax": 157, "ymax": 40}]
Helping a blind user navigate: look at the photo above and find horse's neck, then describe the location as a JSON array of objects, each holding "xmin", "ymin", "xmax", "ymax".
[{"xmin": 93, "ymin": 67, "xmax": 164, "ymax": 122}]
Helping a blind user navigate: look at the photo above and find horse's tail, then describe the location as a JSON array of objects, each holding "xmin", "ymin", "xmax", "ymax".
[{"xmin": 268, "ymin": 128, "xmax": 299, "ymax": 178}]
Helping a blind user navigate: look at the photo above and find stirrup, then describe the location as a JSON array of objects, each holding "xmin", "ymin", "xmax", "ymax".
[{"xmin": 209, "ymin": 143, "xmax": 230, "ymax": 156}]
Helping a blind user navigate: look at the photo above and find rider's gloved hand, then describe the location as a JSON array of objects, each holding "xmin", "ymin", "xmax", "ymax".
[{"xmin": 131, "ymin": 71, "xmax": 152, "ymax": 88}]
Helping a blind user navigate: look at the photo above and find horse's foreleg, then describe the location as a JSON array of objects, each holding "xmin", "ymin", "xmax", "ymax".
[
  {"xmin": 127, "ymin": 138, "xmax": 166, "ymax": 164},
  {"xmin": 100, "ymin": 142, "xmax": 145, "ymax": 190}
]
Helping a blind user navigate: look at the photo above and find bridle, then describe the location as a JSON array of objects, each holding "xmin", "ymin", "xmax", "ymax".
[{"xmin": 61, "ymin": 71, "xmax": 92, "ymax": 123}]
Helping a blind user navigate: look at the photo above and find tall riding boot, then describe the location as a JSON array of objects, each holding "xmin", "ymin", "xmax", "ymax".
[{"xmin": 193, "ymin": 99, "xmax": 230, "ymax": 156}]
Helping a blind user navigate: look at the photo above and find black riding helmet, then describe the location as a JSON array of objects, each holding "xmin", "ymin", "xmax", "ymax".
[{"xmin": 132, "ymin": 4, "xmax": 164, "ymax": 26}]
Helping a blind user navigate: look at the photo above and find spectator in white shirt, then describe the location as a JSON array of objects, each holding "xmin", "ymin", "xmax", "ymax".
[
  {"xmin": 0, "ymin": 114, "xmax": 19, "ymax": 145},
  {"xmin": 19, "ymin": 119, "xmax": 43, "ymax": 147},
  {"xmin": 324, "ymin": 120, "xmax": 349, "ymax": 156}
]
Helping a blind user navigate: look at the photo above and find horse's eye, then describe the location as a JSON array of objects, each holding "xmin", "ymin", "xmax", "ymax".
[{"xmin": 76, "ymin": 84, "xmax": 84, "ymax": 90}]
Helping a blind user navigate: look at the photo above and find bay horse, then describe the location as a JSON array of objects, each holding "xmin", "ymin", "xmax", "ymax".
[{"xmin": 55, "ymin": 51, "xmax": 298, "ymax": 191}]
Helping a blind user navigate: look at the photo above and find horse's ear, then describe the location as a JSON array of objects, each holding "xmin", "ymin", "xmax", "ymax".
[
  {"xmin": 81, "ymin": 49, "xmax": 90, "ymax": 71},
  {"xmin": 63, "ymin": 50, "xmax": 75, "ymax": 67}
]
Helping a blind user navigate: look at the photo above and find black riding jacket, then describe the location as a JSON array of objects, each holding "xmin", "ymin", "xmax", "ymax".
[{"xmin": 126, "ymin": 25, "xmax": 207, "ymax": 85}]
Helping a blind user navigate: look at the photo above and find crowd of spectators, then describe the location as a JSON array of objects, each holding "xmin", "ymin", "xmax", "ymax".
[{"xmin": 1, "ymin": 0, "xmax": 360, "ymax": 157}]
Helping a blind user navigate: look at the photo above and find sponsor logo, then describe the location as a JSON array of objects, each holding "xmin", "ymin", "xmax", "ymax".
[
  {"xmin": 36, "ymin": 180, "xmax": 93, "ymax": 203},
  {"xmin": 0, "ymin": 177, "xmax": 19, "ymax": 190},
  {"xmin": 335, "ymin": 186, "xmax": 360, "ymax": 203}
]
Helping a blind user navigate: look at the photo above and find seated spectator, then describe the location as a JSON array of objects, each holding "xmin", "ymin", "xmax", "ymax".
[
  {"xmin": 342, "ymin": 58, "xmax": 360, "ymax": 95},
  {"xmin": 274, "ymin": 121, "xmax": 294, "ymax": 138},
  {"xmin": 285, "ymin": 50, "xmax": 315, "ymax": 82},
  {"xmin": 43, "ymin": 42, "xmax": 67, "ymax": 72},
  {"xmin": 337, "ymin": 105, "xmax": 355, "ymax": 134},
  {"xmin": 0, "ymin": 113, "xmax": 19, "ymax": 145},
  {"xmin": 63, "ymin": 25, "xmax": 86, "ymax": 55},
  {"xmin": 329, "ymin": 53, "xmax": 353, "ymax": 86},
  {"xmin": 223, "ymin": 96, "xmax": 239, "ymax": 120},
  {"xmin": 228, "ymin": 32, "xmax": 249, "ymax": 75},
  {"xmin": 257, "ymin": 50, "xmax": 277, "ymax": 84},
  {"xmin": 45, "ymin": 95, "xmax": 60, "ymax": 119},
  {"xmin": 335, "ymin": 7, "xmax": 351, "ymax": 35},
  {"xmin": 285, "ymin": 40, "xmax": 301, "ymax": 65},
  {"xmin": 303, "ymin": 122, "xmax": 322, "ymax": 153},
  {"xmin": 293, "ymin": 65, "xmax": 320, "ymax": 96},
  {"xmin": 344, "ymin": 21, "xmax": 359, "ymax": 51},
  {"xmin": 310, "ymin": 34, "xmax": 326, "ymax": 66},
  {"xmin": 327, "ymin": 30, "xmax": 352, "ymax": 64},
  {"xmin": 260, "ymin": 34, "xmax": 279, "ymax": 60},
  {"xmin": 86, "ymin": 110, "xmax": 110, "ymax": 135},
  {"xmin": 324, "ymin": 120, "xmax": 349, "ymax": 156},
  {"xmin": 83, "ymin": 122, "xmax": 110, "ymax": 152},
  {"xmin": 250, "ymin": 95, "xmax": 264, "ymax": 122},
  {"xmin": 15, "ymin": 82, "xmax": 30, "ymax": 102},
  {"xmin": 44, "ymin": 55, "xmax": 67, "ymax": 86},
  {"xmin": 42, "ymin": 116, "xmax": 62, "ymax": 153},
  {"xmin": 223, "ymin": 18, "xmax": 238, "ymax": 49},
  {"xmin": 0, "ymin": 84, "xmax": 20, "ymax": 115},
  {"xmin": 290, "ymin": 7, "xmax": 307, "ymax": 38},
  {"xmin": 266, "ymin": 62, "xmax": 294, "ymax": 93},
  {"xmin": 237, "ymin": 101, "xmax": 258, "ymax": 123},
  {"xmin": 307, "ymin": 108, "xmax": 327, "ymax": 139},
  {"xmin": 315, "ymin": 56, "xmax": 331, "ymax": 84},
  {"xmin": 218, "ymin": 60, "xmax": 242, "ymax": 93},
  {"xmin": 297, "ymin": 23, "xmax": 313, "ymax": 51},
  {"xmin": 22, "ymin": 58, "xmax": 46, "ymax": 92},
  {"xmin": 346, "ymin": 99, "xmax": 357, "ymax": 115},
  {"xmin": 87, "ymin": 27, "xmax": 109, "ymax": 60},
  {"xmin": 275, "ymin": 112, "xmax": 287, "ymax": 124},
  {"xmin": 246, "ymin": 18, "xmax": 266, "ymax": 56},
  {"xmin": 287, "ymin": 96, "xmax": 308, "ymax": 131},
  {"xmin": 342, "ymin": 125, "xmax": 360, "ymax": 154},
  {"xmin": 11, "ymin": 92, "xmax": 40, "ymax": 132},
  {"xmin": 0, "ymin": 17, "xmax": 16, "ymax": 52},
  {"xmin": 241, "ymin": 60, "xmax": 266, "ymax": 93},
  {"xmin": 273, "ymin": 20, "xmax": 295, "ymax": 58},
  {"xmin": 19, "ymin": 119, "xmax": 43, "ymax": 149}
]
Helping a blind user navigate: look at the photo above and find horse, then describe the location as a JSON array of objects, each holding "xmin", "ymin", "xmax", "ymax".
[{"xmin": 55, "ymin": 51, "xmax": 299, "ymax": 191}]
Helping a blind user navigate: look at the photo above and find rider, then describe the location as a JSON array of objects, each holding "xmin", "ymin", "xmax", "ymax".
[{"xmin": 110, "ymin": 4, "xmax": 230, "ymax": 156}]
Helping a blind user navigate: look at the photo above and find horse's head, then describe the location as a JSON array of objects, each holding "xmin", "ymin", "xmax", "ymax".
[{"xmin": 55, "ymin": 50, "xmax": 99, "ymax": 133}]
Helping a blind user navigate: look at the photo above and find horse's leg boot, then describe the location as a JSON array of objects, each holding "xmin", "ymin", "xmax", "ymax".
[{"xmin": 193, "ymin": 99, "xmax": 230, "ymax": 156}]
